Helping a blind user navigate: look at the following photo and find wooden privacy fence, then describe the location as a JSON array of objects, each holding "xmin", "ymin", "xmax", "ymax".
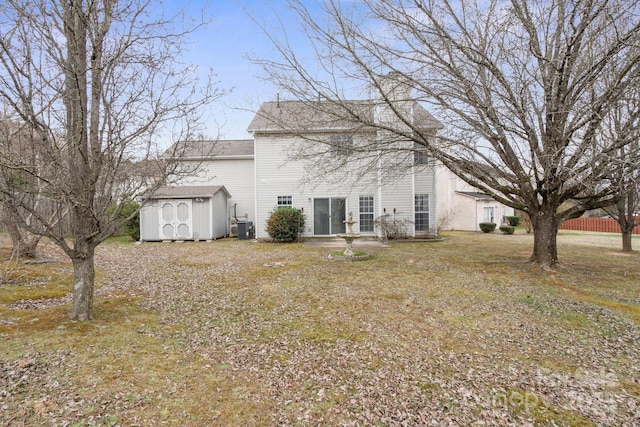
[{"xmin": 560, "ymin": 217, "xmax": 640, "ymax": 234}]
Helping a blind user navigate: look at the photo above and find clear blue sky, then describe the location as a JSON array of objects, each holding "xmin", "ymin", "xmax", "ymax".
[{"xmin": 178, "ymin": 0, "xmax": 305, "ymax": 140}]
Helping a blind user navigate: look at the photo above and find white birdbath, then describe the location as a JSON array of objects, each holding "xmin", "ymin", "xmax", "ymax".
[{"xmin": 336, "ymin": 212, "xmax": 361, "ymax": 257}]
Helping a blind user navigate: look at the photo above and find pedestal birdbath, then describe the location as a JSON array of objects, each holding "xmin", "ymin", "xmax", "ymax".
[{"xmin": 336, "ymin": 212, "xmax": 361, "ymax": 257}]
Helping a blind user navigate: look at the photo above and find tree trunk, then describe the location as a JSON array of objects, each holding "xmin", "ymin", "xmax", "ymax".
[
  {"xmin": 4, "ymin": 212, "xmax": 24, "ymax": 253},
  {"xmin": 622, "ymin": 230, "xmax": 633, "ymax": 252},
  {"xmin": 68, "ymin": 245, "xmax": 96, "ymax": 321},
  {"xmin": 18, "ymin": 236, "xmax": 40, "ymax": 258},
  {"xmin": 2, "ymin": 209, "xmax": 40, "ymax": 258},
  {"xmin": 616, "ymin": 196, "xmax": 635, "ymax": 253},
  {"xmin": 529, "ymin": 208, "xmax": 560, "ymax": 267}
]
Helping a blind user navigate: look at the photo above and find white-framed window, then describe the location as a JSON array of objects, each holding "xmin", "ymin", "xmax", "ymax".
[
  {"xmin": 359, "ymin": 195, "xmax": 374, "ymax": 233},
  {"xmin": 484, "ymin": 206, "xmax": 495, "ymax": 223},
  {"xmin": 413, "ymin": 142, "xmax": 429, "ymax": 165},
  {"xmin": 414, "ymin": 194, "xmax": 430, "ymax": 232},
  {"xmin": 330, "ymin": 134, "xmax": 353, "ymax": 156},
  {"xmin": 277, "ymin": 195, "xmax": 293, "ymax": 207}
]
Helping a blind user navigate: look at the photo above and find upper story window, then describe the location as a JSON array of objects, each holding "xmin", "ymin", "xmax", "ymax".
[
  {"xmin": 277, "ymin": 195, "xmax": 292, "ymax": 207},
  {"xmin": 413, "ymin": 142, "xmax": 429, "ymax": 165},
  {"xmin": 330, "ymin": 134, "xmax": 353, "ymax": 156}
]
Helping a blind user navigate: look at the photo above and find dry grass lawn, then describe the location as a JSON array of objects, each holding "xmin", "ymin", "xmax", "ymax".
[{"xmin": 1, "ymin": 230, "xmax": 639, "ymax": 426}]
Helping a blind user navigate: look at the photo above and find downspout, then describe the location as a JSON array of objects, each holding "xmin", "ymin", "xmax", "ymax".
[
  {"xmin": 433, "ymin": 161, "xmax": 438, "ymax": 235},
  {"xmin": 411, "ymin": 159, "xmax": 416, "ymax": 238},
  {"xmin": 252, "ymin": 135, "xmax": 258, "ymax": 239}
]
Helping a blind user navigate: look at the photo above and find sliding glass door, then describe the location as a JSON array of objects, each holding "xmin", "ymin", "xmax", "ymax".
[{"xmin": 313, "ymin": 198, "xmax": 346, "ymax": 235}]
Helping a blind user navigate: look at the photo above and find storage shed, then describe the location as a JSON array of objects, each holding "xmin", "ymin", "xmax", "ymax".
[{"xmin": 140, "ymin": 185, "xmax": 231, "ymax": 241}]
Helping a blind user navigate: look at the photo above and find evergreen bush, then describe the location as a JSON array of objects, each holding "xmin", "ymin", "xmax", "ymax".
[
  {"xmin": 266, "ymin": 206, "xmax": 305, "ymax": 242},
  {"xmin": 118, "ymin": 200, "xmax": 140, "ymax": 241},
  {"xmin": 479, "ymin": 222, "xmax": 496, "ymax": 233},
  {"xmin": 499, "ymin": 225, "xmax": 515, "ymax": 234}
]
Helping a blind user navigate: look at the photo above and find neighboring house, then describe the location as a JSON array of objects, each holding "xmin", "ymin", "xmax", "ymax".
[
  {"xmin": 140, "ymin": 185, "xmax": 231, "ymax": 241},
  {"xmin": 436, "ymin": 166, "xmax": 514, "ymax": 231}
]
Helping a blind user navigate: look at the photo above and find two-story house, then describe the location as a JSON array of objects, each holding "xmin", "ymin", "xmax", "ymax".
[{"xmin": 245, "ymin": 97, "xmax": 441, "ymax": 239}]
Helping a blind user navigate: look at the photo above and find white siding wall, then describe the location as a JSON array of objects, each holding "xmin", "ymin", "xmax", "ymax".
[
  {"xmin": 140, "ymin": 201, "xmax": 159, "ymax": 241},
  {"xmin": 191, "ymin": 199, "xmax": 212, "ymax": 240},
  {"xmin": 377, "ymin": 140, "xmax": 437, "ymax": 237},
  {"xmin": 254, "ymin": 132, "xmax": 438, "ymax": 239},
  {"xmin": 211, "ymin": 191, "xmax": 230, "ymax": 238},
  {"xmin": 140, "ymin": 192, "xmax": 229, "ymax": 241},
  {"xmin": 254, "ymin": 134, "xmax": 380, "ymax": 239},
  {"xmin": 375, "ymin": 84, "xmax": 439, "ymax": 236},
  {"xmin": 414, "ymin": 165, "xmax": 437, "ymax": 234},
  {"xmin": 174, "ymin": 158, "xmax": 255, "ymax": 223},
  {"xmin": 380, "ymin": 174, "xmax": 415, "ymax": 235}
]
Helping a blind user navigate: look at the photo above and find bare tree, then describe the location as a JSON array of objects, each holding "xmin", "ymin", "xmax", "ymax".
[
  {"xmin": 602, "ymin": 129, "xmax": 640, "ymax": 252},
  {"xmin": 255, "ymin": 0, "xmax": 640, "ymax": 267},
  {"xmin": 0, "ymin": 118, "xmax": 43, "ymax": 257},
  {"xmin": 0, "ymin": 0, "xmax": 223, "ymax": 320},
  {"xmin": 607, "ymin": 186, "xmax": 640, "ymax": 252}
]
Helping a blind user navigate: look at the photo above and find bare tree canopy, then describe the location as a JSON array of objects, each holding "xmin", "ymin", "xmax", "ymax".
[
  {"xmin": 0, "ymin": 0, "xmax": 223, "ymax": 320},
  {"xmin": 603, "ymin": 106, "xmax": 640, "ymax": 252},
  {"xmin": 255, "ymin": 0, "xmax": 640, "ymax": 266}
]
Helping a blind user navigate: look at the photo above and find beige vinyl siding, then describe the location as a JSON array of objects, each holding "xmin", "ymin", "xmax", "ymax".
[
  {"xmin": 435, "ymin": 167, "xmax": 480, "ymax": 230},
  {"xmin": 434, "ymin": 164, "xmax": 514, "ymax": 231}
]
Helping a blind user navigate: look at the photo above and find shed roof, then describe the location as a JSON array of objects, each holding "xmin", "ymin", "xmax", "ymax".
[
  {"xmin": 247, "ymin": 100, "xmax": 442, "ymax": 134},
  {"xmin": 152, "ymin": 185, "xmax": 231, "ymax": 199}
]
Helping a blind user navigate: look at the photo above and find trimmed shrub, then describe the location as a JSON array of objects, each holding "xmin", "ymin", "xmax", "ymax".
[
  {"xmin": 266, "ymin": 206, "xmax": 306, "ymax": 242},
  {"xmin": 118, "ymin": 200, "xmax": 140, "ymax": 241},
  {"xmin": 479, "ymin": 222, "xmax": 496, "ymax": 233},
  {"xmin": 505, "ymin": 216, "xmax": 522, "ymax": 227},
  {"xmin": 499, "ymin": 225, "xmax": 515, "ymax": 235}
]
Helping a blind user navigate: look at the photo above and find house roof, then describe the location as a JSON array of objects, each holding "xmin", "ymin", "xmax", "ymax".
[
  {"xmin": 456, "ymin": 191, "xmax": 495, "ymax": 200},
  {"xmin": 166, "ymin": 139, "xmax": 253, "ymax": 160},
  {"xmin": 247, "ymin": 100, "xmax": 442, "ymax": 134},
  {"xmin": 152, "ymin": 185, "xmax": 231, "ymax": 199}
]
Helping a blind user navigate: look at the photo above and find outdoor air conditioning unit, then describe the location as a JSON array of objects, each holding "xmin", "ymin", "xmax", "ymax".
[
  {"xmin": 237, "ymin": 221, "xmax": 253, "ymax": 240},
  {"xmin": 230, "ymin": 221, "xmax": 238, "ymax": 237}
]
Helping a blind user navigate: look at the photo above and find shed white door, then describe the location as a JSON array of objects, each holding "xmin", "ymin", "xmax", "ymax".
[{"xmin": 159, "ymin": 200, "xmax": 192, "ymax": 240}]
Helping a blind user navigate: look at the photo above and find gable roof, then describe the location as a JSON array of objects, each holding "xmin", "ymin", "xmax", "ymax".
[
  {"xmin": 151, "ymin": 185, "xmax": 231, "ymax": 199},
  {"xmin": 247, "ymin": 100, "xmax": 442, "ymax": 134},
  {"xmin": 166, "ymin": 139, "xmax": 253, "ymax": 160},
  {"xmin": 247, "ymin": 100, "xmax": 372, "ymax": 133}
]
